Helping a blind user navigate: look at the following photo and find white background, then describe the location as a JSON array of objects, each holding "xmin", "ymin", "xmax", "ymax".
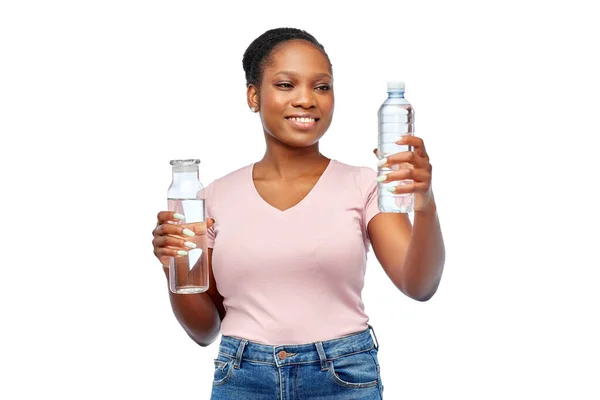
[{"xmin": 1, "ymin": 0, "xmax": 598, "ymax": 398}]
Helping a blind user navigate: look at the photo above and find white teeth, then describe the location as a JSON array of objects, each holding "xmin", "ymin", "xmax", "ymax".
[{"xmin": 289, "ymin": 117, "xmax": 315, "ymax": 123}]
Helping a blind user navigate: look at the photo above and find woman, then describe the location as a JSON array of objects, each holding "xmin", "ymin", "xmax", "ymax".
[{"xmin": 152, "ymin": 27, "xmax": 445, "ymax": 399}]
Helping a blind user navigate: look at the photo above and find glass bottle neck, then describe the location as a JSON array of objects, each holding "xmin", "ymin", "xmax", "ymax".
[
  {"xmin": 388, "ymin": 91, "xmax": 405, "ymax": 98},
  {"xmin": 172, "ymin": 170, "xmax": 199, "ymax": 184}
]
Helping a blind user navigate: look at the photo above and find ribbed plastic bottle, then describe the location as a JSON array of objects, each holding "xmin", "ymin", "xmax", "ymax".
[{"xmin": 377, "ymin": 81, "xmax": 415, "ymax": 213}]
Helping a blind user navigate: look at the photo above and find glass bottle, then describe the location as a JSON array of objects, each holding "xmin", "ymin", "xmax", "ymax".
[{"xmin": 167, "ymin": 159, "xmax": 209, "ymax": 294}]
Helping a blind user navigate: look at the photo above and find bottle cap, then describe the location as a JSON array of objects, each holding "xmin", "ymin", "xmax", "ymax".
[
  {"xmin": 170, "ymin": 159, "xmax": 201, "ymax": 166},
  {"xmin": 387, "ymin": 81, "xmax": 405, "ymax": 92},
  {"xmin": 170, "ymin": 159, "xmax": 200, "ymax": 173}
]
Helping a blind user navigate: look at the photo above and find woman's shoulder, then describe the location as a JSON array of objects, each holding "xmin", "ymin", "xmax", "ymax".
[
  {"xmin": 327, "ymin": 159, "xmax": 378, "ymax": 201},
  {"xmin": 202, "ymin": 163, "xmax": 253, "ymax": 198},
  {"xmin": 331, "ymin": 159, "xmax": 378, "ymax": 181},
  {"xmin": 212, "ymin": 163, "xmax": 252, "ymax": 184}
]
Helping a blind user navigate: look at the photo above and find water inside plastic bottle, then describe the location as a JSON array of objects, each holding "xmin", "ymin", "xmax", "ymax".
[{"xmin": 377, "ymin": 85, "xmax": 415, "ymax": 213}]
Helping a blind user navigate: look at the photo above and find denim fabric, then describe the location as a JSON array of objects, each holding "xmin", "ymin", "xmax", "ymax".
[{"xmin": 210, "ymin": 325, "xmax": 384, "ymax": 399}]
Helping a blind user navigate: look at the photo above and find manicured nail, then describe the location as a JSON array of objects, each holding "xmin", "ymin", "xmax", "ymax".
[
  {"xmin": 182, "ymin": 228, "xmax": 195, "ymax": 237},
  {"xmin": 396, "ymin": 136, "xmax": 407, "ymax": 143},
  {"xmin": 177, "ymin": 250, "xmax": 188, "ymax": 256},
  {"xmin": 184, "ymin": 241, "xmax": 196, "ymax": 249},
  {"xmin": 173, "ymin": 213, "xmax": 185, "ymax": 220},
  {"xmin": 388, "ymin": 187, "xmax": 396, "ymax": 193},
  {"xmin": 376, "ymin": 175, "xmax": 388, "ymax": 183},
  {"xmin": 377, "ymin": 157, "xmax": 388, "ymax": 167}
]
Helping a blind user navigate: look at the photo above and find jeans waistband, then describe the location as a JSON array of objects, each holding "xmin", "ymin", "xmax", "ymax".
[{"xmin": 217, "ymin": 324, "xmax": 380, "ymax": 369}]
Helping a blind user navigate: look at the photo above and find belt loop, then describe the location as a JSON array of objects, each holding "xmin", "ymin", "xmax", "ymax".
[
  {"xmin": 315, "ymin": 342, "xmax": 329, "ymax": 371},
  {"xmin": 233, "ymin": 339, "xmax": 248, "ymax": 369},
  {"xmin": 368, "ymin": 324, "xmax": 379, "ymax": 351}
]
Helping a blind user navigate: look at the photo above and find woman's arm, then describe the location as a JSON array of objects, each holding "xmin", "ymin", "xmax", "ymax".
[
  {"xmin": 368, "ymin": 201, "xmax": 445, "ymax": 302},
  {"xmin": 369, "ymin": 136, "xmax": 446, "ymax": 301},
  {"xmin": 162, "ymin": 248, "xmax": 225, "ymax": 346}
]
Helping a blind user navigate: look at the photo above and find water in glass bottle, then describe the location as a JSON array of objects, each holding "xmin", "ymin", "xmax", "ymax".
[
  {"xmin": 377, "ymin": 81, "xmax": 415, "ymax": 213},
  {"xmin": 167, "ymin": 159, "xmax": 209, "ymax": 294}
]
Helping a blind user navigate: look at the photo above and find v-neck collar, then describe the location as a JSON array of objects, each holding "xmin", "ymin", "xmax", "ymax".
[{"xmin": 248, "ymin": 159, "xmax": 335, "ymax": 214}]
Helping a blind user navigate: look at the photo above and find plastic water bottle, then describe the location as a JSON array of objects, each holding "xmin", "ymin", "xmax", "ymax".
[
  {"xmin": 167, "ymin": 159, "xmax": 209, "ymax": 294},
  {"xmin": 377, "ymin": 81, "xmax": 415, "ymax": 213}
]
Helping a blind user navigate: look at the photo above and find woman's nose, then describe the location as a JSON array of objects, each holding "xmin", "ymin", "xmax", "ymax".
[{"xmin": 291, "ymin": 86, "xmax": 316, "ymax": 108}]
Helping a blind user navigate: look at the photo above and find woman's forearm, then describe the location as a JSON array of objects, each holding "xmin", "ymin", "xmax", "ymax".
[
  {"xmin": 401, "ymin": 202, "xmax": 446, "ymax": 301},
  {"xmin": 162, "ymin": 267, "xmax": 221, "ymax": 347}
]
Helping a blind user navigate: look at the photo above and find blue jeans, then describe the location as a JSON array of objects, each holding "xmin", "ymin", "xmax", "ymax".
[{"xmin": 210, "ymin": 325, "xmax": 384, "ymax": 399}]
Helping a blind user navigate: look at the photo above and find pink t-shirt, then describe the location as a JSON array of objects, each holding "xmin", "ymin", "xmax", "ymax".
[{"xmin": 202, "ymin": 159, "xmax": 381, "ymax": 345}]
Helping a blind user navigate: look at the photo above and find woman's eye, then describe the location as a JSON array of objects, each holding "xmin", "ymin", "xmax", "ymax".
[
  {"xmin": 317, "ymin": 85, "xmax": 331, "ymax": 91},
  {"xmin": 277, "ymin": 83, "xmax": 293, "ymax": 89}
]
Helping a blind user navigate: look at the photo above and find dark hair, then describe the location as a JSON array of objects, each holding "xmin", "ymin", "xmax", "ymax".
[{"xmin": 242, "ymin": 27, "xmax": 332, "ymax": 88}]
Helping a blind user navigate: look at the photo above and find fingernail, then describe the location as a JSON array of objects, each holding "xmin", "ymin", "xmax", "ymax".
[
  {"xmin": 182, "ymin": 228, "xmax": 195, "ymax": 237},
  {"xmin": 376, "ymin": 174, "xmax": 388, "ymax": 183},
  {"xmin": 177, "ymin": 250, "xmax": 188, "ymax": 256},
  {"xmin": 377, "ymin": 157, "xmax": 388, "ymax": 167},
  {"xmin": 173, "ymin": 213, "xmax": 185, "ymax": 220},
  {"xmin": 396, "ymin": 136, "xmax": 406, "ymax": 143},
  {"xmin": 184, "ymin": 241, "xmax": 196, "ymax": 249},
  {"xmin": 388, "ymin": 187, "xmax": 396, "ymax": 193}
]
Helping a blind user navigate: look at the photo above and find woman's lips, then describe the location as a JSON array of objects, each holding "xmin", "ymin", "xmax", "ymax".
[{"xmin": 285, "ymin": 116, "xmax": 319, "ymax": 130}]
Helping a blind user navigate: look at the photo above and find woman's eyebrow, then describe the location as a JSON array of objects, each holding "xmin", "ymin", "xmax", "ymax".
[{"xmin": 273, "ymin": 70, "xmax": 332, "ymax": 80}]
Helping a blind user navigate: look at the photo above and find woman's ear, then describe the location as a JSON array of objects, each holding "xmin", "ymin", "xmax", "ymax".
[{"xmin": 247, "ymin": 84, "xmax": 259, "ymax": 112}]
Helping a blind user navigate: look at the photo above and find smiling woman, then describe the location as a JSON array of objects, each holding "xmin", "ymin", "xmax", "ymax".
[
  {"xmin": 151, "ymin": 27, "xmax": 445, "ymax": 400},
  {"xmin": 247, "ymin": 37, "xmax": 335, "ymax": 147}
]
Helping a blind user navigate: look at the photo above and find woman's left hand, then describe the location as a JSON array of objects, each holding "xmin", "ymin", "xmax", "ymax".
[{"xmin": 374, "ymin": 135, "xmax": 435, "ymax": 212}]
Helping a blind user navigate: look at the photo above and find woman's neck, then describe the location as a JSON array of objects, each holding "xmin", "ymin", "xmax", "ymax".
[{"xmin": 256, "ymin": 146, "xmax": 330, "ymax": 180}]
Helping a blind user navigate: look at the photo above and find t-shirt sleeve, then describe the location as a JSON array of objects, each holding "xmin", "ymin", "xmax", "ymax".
[
  {"xmin": 199, "ymin": 181, "xmax": 216, "ymax": 249},
  {"xmin": 358, "ymin": 166, "xmax": 381, "ymax": 242}
]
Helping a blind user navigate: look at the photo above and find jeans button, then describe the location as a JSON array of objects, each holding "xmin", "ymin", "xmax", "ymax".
[{"xmin": 278, "ymin": 350, "xmax": 287, "ymax": 360}]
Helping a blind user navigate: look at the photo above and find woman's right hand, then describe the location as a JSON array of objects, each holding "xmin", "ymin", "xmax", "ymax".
[{"xmin": 152, "ymin": 212, "xmax": 215, "ymax": 267}]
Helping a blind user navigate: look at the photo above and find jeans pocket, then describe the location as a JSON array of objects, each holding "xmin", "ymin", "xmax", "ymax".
[
  {"xmin": 370, "ymin": 348, "xmax": 384, "ymax": 397},
  {"xmin": 212, "ymin": 353, "xmax": 234, "ymax": 386},
  {"xmin": 328, "ymin": 349, "xmax": 380, "ymax": 389}
]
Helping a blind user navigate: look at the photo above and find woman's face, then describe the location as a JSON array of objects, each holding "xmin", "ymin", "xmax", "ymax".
[{"xmin": 249, "ymin": 40, "xmax": 334, "ymax": 149}]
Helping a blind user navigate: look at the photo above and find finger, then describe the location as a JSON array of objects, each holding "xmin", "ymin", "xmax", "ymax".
[
  {"xmin": 396, "ymin": 135, "xmax": 424, "ymax": 149},
  {"xmin": 378, "ymin": 168, "xmax": 431, "ymax": 183},
  {"xmin": 154, "ymin": 223, "xmax": 197, "ymax": 238},
  {"xmin": 207, "ymin": 218, "xmax": 215, "ymax": 229},
  {"xmin": 153, "ymin": 235, "xmax": 198, "ymax": 250},
  {"xmin": 397, "ymin": 136, "xmax": 428, "ymax": 158},
  {"xmin": 154, "ymin": 246, "xmax": 190, "ymax": 261},
  {"xmin": 157, "ymin": 211, "xmax": 185, "ymax": 224},
  {"xmin": 181, "ymin": 220, "xmax": 216, "ymax": 235},
  {"xmin": 379, "ymin": 151, "xmax": 429, "ymax": 169},
  {"xmin": 388, "ymin": 181, "xmax": 430, "ymax": 194}
]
